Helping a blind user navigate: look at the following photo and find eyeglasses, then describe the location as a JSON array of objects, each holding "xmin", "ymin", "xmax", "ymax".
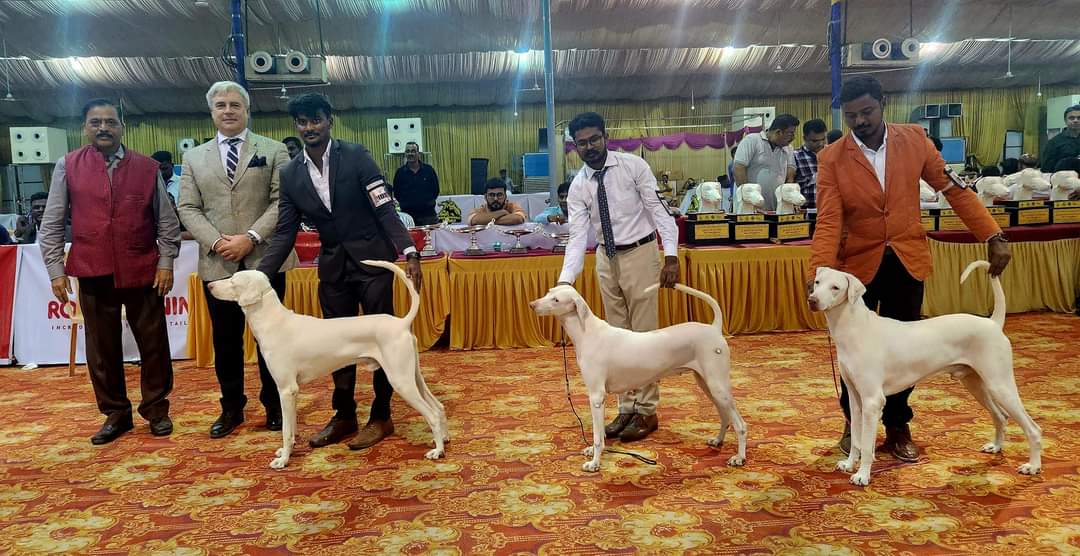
[
  {"xmin": 574, "ymin": 134, "xmax": 604, "ymax": 148},
  {"xmin": 86, "ymin": 118, "xmax": 121, "ymax": 129}
]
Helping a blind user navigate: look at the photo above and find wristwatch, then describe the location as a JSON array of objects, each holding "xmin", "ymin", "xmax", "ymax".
[{"xmin": 246, "ymin": 231, "xmax": 260, "ymax": 245}]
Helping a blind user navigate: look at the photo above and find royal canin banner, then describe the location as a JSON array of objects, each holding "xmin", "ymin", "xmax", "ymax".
[{"xmin": 11, "ymin": 241, "xmax": 198, "ymax": 366}]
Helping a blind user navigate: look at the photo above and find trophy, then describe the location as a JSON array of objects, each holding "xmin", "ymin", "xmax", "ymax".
[
  {"xmin": 501, "ymin": 225, "xmax": 539, "ymax": 255},
  {"xmin": 453, "ymin": 224, "xmax": 489, "ymax": 256},
  {"xmin": 543, "ymin": 231, "xmax": 571, "ymax": 253},
  {"xmin": 414, "ymin": 223, "xmax": 443, "ymax": 258}
]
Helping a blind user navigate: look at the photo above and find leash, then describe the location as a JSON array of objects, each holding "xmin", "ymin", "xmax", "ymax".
[{"xmin": 561, "ymin": 332, "xmax": 657, "ymax": 466}]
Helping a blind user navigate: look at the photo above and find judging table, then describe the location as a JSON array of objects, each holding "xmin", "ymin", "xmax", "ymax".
[{"xmin": 182, "ymin": 224, "xmax": 1080, "ymax": 362}]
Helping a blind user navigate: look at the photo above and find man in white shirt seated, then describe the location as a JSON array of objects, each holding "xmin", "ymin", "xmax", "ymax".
[
  {"xmin": 533, "ymin": 182, "xmax": 570, "ymax": 224},
  {"xmin": 556, "ymin": 111, "xmax": 681, "ymax": 443}
]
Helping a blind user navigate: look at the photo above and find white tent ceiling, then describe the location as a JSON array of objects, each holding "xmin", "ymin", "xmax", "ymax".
[{"xmin": 0, "ymin": 0, "xmax": 1076, "ymax": 121}]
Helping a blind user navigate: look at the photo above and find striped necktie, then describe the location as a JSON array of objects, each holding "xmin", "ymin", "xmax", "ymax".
[
  {"xmin": 225, "ymin": 137, "xmax": 242, "ymax": 182},
  {"xmin": 595, "ymin": 167, "xmax": 617, "ymax": 258}
]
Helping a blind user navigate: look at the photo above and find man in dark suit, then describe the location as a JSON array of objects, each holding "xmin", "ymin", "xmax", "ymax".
[{"xmin": 258, "ymin": 92, "xmax": 422, "ymax": 451}]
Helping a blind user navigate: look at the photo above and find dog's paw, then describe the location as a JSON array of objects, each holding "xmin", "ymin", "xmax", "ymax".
[
  {"xmin": 836, "ymin": 459, "xmax": 856, "ymax": 473},
  {"xmin": 269, "ymin": 455, "xmax": 289, "ymax": 469},
  {"xmin": 980, "ymin": 442, "xmax": 1003, "ymax": 454},
  {"xmin": 706, "ymin": 438, "xmax": 723, "ymax": 449},
  {"xmin": 582, "ymin": 446, "xmax": 595, "ymax": 457},
  {"xmin": 581, "ymin": 461, "xmax": 600, "ymax": 472},
  {"xmin": 1017, "ymin": 463, "xmax": 1041, "ymax": 475},
  {"xmin": 726, "ymin": 454, "xmax": 745, "ymax": 467},
  {"xmin": 425, "ymin": 448, "xmax": 445, "ymax": 460},
  {"xmin": 849, "ymin": 473, "xmax": 870, "ymax": 486}
]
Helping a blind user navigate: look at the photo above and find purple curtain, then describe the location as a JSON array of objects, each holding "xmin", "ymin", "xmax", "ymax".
[{"xmin": 564, "ymin": 127, "xmax": 761, "ymax": 154}]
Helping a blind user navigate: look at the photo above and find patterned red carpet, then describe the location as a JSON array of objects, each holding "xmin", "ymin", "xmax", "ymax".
[{"xmin": 0, "ymin": 313, "xmax": 1077, "ymax": 554}]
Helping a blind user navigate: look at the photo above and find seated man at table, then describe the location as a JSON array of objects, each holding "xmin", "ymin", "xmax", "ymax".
[
  {"xmin": 468, "ymin": 178, "xmax": 526, "ymax": 226},
  {"xmin": 533, "ymin": 182, "xmax": 570, "ymax": 224}
]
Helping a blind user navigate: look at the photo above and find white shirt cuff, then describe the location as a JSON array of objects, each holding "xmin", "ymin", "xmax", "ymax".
[
  {"xmin": 403, "ymin": 246, "xmax": 417, "ymax": 255},
  {"xmin": 247, "ymin": 229, "xmax": 262, "ymax": 243}
]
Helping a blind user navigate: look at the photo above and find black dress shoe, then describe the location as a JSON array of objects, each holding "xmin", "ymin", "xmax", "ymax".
[
  {"xmin": 265, "ymin": 412, "xmax": 282, "ymax": 432},
  {"xmin": 149, "ymin": 416, "xmax": 173, "ymax": 436},
  {"xmin": 619, "ymin": 414, "xmax": 659, "ymax": 442},
  {"xmin": 605, "ymin": 413, "xmax": 635, "ymax": 439},
  {"xmin": 308, "ymin": 415, "xmax": 358, "ymax": 448},
  {"xmin": 91, "ymin": 417, "xmax": 134, "ymax": 445},
  {"xmin": 210, "ymin": 411, "xmax": 244, "ymax": 439}
]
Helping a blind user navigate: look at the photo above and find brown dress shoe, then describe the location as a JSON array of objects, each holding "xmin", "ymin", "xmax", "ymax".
[
  {"xmin": 604, "ymin": 413, "xmax": 635, "ymax": 439},
  {"xmin": 619, "ymin": 414, "xmax": 658, "ymax": 442},
  {"xmin": 885, "ymin": 424, "xmax": 920, "ymax": 462},
  {"xmin": 308, "ymin": 415, "xmax": 358, "ymax": 448},
  {"xmin": 348, "ymin": 419, "xmax": 394, "ymax": 450},
  {"xmin": 838, "ymin": 422, "xmax": 851, "ymax": 455}
]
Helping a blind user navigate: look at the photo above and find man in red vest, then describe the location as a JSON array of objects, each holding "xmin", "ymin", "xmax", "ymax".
[{"xmin": 39, "ymin": 98, "xmax": 181, "ymax": 445}]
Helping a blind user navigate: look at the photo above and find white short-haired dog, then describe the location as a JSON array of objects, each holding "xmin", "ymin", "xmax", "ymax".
[
  {"xmin": 808, "ymin": 262, "xmax": 1041, "ymax": 486},
  {"xmin": 529, "ymin": 284, "xmax": 746, "ymax": 472},
  {"xmin": 208, "ymin": 262, "xmax": 447, "ymax": 469},
  {"xmin": 975, "ymin": 176, "xmax": 1010, "ymax": 206},
  {"xmin": 775, "ymin": 183, "xmax": 806, "ymax": 214},
  {"xmin": 733, "ymin": 183, "xmax": 765, "ymax": 214},
  {"xmin": 1049, "ymin": 170, "xmax": 1080, "ymax": 201},
  {"xmin": 1004, "ymin": 168, "xmax": 1051, "ymax": 201},
  {"xmin": 697, "ymin": 181, "xmax": 724, "ymax": 212}
]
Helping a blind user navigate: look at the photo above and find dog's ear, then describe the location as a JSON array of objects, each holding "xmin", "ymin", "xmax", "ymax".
[
  {"xmin": 236, "ymin": 273, "xmax": 268, "ymax": 306},
  {"xmin": 845, "ymin": 273, "xmax": 867, "ymax": 306},
  {"xmin": 572, "ymin": 294, "xmax": 590, "ymax": 321}
]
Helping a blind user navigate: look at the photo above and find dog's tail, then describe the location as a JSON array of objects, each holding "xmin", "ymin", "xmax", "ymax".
[
  {"xmin": 644, "ymin": 283, "xmax": 724, "ymax": 333},
  {"xmin": 960, "ymin": 260, "xmax": 1005, "ymax": 329},
  {"xmin": 360, "ymin": 259, "xmax": 420, "ymax": 325}
]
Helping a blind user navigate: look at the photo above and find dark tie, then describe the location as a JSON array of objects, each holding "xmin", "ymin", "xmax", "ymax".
[
  {"xmin": 595, "ymin": 167, "xmax": 616, "ymax": 258},
  {"xmin": 225, "ymin": 137, "xmax": 241, "ymax": 182}
]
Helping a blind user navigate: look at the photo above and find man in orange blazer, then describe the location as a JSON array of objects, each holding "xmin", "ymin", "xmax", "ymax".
[{"xmin": 809, "ymin": 76, "xmax": 1011, "ymax": 462}]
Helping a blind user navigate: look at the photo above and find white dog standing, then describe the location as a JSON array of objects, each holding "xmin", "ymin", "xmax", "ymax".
[
  {"xmin": 208, "ymin": 262, "xmax": 447, "ymax": 469},
  {"xmin": 530, "ymin": 284, "xmax": 746, "ymax": 472},
  {"xmin": 808, "ymin": 262, "xmax": 1041, "ymax": 486}
]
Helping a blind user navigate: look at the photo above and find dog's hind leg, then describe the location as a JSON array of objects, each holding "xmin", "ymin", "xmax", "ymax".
[
  {"xmin": 956, "ymin": 371, "xmax": 1007, "ymax": 454},
  {"xmin": 271, "ymin": 382, "xmax": 299, "ymax": 469},
  {"xmin": 381, "ymin": 353, "xmax": 445, "ymax": 460},
  {"xmin": 692, "ymin": 366, "xmax": 746, "ymax": 466},
  {"xmin": 413, "ymin": 356, "xmax": 449, "ymax": 443},
  {"xmin": 981, "ymin": 370, "xmax": 1042, "ymax": 475}
]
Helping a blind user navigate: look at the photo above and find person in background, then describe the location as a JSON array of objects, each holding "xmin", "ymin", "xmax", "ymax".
[
  {"xmin": 392, "ymin": 141, "xmax": 440, "ymax": 226},
  {"xmin": 980, "ymin": 165, "xmax": 1002, "ymax": 177},
  {"xmin": 534, "ymin": 182, "xmax": 570, "ymax": 224},
  {"xmin": 151, "ymin": 151, "xmax": 181, "ymax": 203},
  {"xmin": 1041, "ymin": 104, "xmax": 1080, "ymax": 172},
  {"xmin": 14, "ymin": 192, "xmax": 48, "ymax": 244},
  {"xmin": 467, "ymin": 179, "xmax": 526, "ymax": 225},
  {"xmin": 929, "ymin": 135, "xmax": 944, "ymax": 153},
  {"xmin": 827, "ymin": 129, "xmax": 844, "ymax": 144},
  {"xmin": 793, "ymin": 118, "xmax": 828, "ymax": 208},
  {"xmin": 0, "ymin": 225, "xmax": 13, "ymax": 245},
  {"xmin": 283, "ymin": 136, "xmax": 303, "ymax": 160},
  {"xmin": 500, "ymin": 168, "xmax": 516, "ymax": 193},
  {"xmin": 39, "ymin": 97, "xmax": 179, "ymax": 445},
  {"xmin": 1001, "ymin": 158, "xmax": 1020, "ymax": 175},
  {"xmin": 1019, "ymin": 153, "xmax": 1039, "ymax": 170},
  {"xmin": 733, "ymin": 114, "xmax": 799, "ymax": 211}
]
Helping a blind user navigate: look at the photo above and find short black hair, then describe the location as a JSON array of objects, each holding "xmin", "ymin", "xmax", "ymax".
[
  {"xmin": 557, "ymin": 182, "xmax": 571, "ymax": 196},
  {"xmin": 81, "ymin": 98, "xmax": 118, "ymax": 121},
  {"xmin": 150, "ymin": 151, "xmax": 173, "ymax": 163},
  {"xmin": 287, "ymin": 92, "xmax": 333, "ymax": 120},
  {"xmin": 1054, "ymin": 157, "xmax": 1080, "ymax": 173},
  {"xmin": 827, "ymin": 129, "xmax": 844, "ymax": 143},
  {"xmin": 839, "ymin": 75, "xmax": 885, "ymax": 104},
  {"xmin": 769, "ymin": 114, "xmax": 800, "ymax": 132},
  {"xmin": 1001, "ymin": 158, "xmax": 1020, "ymax": 175},
  {"xmin": 980, "ymin": 165, "xmax": 1002, "ymax": 177},
  {"xmin": 30, "ymin": 192, "xmax": 48, "ymax": 202},
  {"xmin": 929, "ymin": 135, "xmax": 943, "ymax": 152},
  {"xmin": 484, "ymin": 178, "xmax": 507, "ymax": 193},
  {"xmin": 1064, "ymin": 104, "xmax": 1080, "ymax": 119},
  {"xmin": 568, "ymin": 112, "xmax": 605, "ymax": 137},
  {"xmin": 406, "ymin": 141, "xmax": 418, "ymax": 148},
  {"xmin": 282, "ymin": 137, "xmax": 302, "ymax": 147},
  {"xmin": 802, "ymin": 118, "xmax": 827, "ymax": 136}
]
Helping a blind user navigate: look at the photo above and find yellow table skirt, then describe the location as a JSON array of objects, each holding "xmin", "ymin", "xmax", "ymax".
[
  {"xmin": 448, "ymin": 250, "xmax": 690, "ymax": 350},
  {"xmin": 186, "ymin": 255, "xmax": 450, "ymax": 367},
  {"xmin": 684, "ymin": 245, "xmax": 827, "ymax": 334}
]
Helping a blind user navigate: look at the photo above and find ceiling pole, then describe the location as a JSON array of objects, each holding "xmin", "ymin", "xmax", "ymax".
[
  {"xmin": 542, "ymin": 0, "xmax": 558, "ymax": 199},
  {"xmin": 231, "ymin": 0, "xmax": 248, "ymax": 89},
  {"xmin": 829, "ymin": 0, "xmax": 844, "ymax": 129}
]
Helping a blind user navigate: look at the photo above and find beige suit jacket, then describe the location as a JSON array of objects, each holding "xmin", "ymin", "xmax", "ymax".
[{"xmin": 178, "ymin": 131, "xmax": 298, "ymax": 281}]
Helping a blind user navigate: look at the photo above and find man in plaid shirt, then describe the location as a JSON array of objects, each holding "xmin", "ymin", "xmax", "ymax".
[{"xmin": 793, "ymin": 118, "xmax": 828, "ymax": 208}]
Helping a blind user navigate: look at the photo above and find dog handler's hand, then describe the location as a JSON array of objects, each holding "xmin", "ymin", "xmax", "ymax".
[
  {"xmin": 987, "ymin": 234, "xmax": 1011, "ymax": 277},
  {"xmin": 406, "ymin": 256, "xmax": 422, "ymax": 291},
  {"xmin": 153, "ymin": 269, "xmax": 174, "ymax": 296},
  {"xmin": 660, "ymin": 256, "xmax": 679, "ymax": 288},
  {"xmin": 51, "ymin": 276, "xmax": 72, "ymax": 304}
]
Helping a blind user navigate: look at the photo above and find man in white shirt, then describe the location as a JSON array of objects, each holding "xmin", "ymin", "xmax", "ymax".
[
  {"xmin": 733, "ymin": 114, "xmax": 799, "ymax": 211},
  {"xmin": 557, "ymin": 112, "xmax": 680, "ymax": 442}
]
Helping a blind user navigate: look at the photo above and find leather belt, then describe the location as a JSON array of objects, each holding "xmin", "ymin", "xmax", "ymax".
[{"xmin": 601, "ymin": 232, "xmax": 656, "ymax": 254}]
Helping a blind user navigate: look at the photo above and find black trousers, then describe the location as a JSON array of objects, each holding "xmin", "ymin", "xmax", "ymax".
[
  {"xmin": 320, "ymin": 256, "xmax": 395, "ymax": 422},
  {"xmin": 202, "ymin": 272, "xmax": 287, "ymax": 414},
  {"xmin": 78, "ymin": 275, "xmax": 173, "ymax": 421},
  {"xmin": 839, "ymin": 249, "xmax": 924, "ymax": 427}
]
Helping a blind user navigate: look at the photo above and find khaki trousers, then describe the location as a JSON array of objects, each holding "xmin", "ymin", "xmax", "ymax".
[{"xmin": 594, "ymin": 239, "xmax": 661, "ymax": 415}]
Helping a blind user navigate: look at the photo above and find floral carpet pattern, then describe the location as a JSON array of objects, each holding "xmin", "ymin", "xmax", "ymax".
[{"xmin": 0, "ymin": 313, "xmax": 1078, "ymax": 555}]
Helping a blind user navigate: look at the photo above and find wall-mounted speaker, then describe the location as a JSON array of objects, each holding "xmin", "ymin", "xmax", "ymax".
[
  {"xmin": 9, "ymin": 127, "xmax": 69, "ymax": 165},
  {"xmin": 387, "ymin": 118, "xmax": 423, "ymax": 154}
]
